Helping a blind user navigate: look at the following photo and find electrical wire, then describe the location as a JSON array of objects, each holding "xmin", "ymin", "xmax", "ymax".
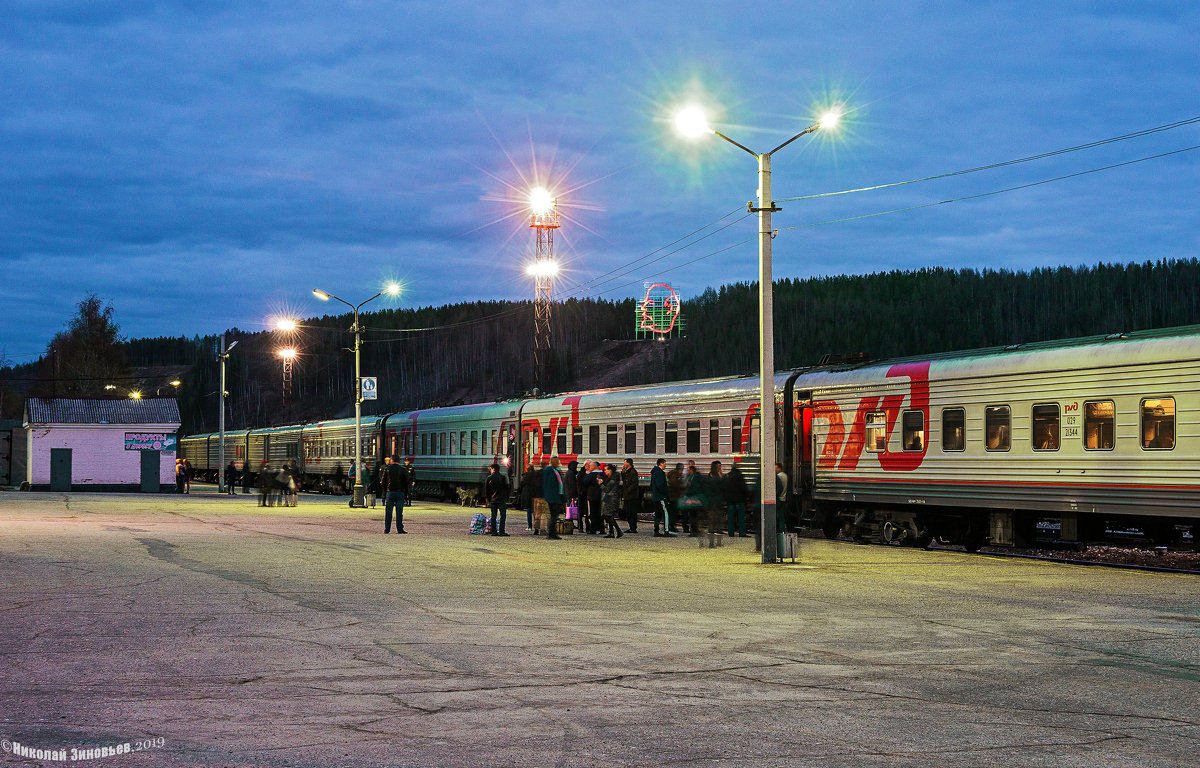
[
  {"xmin": 776, "ymin": 115, "xmax": 1200, "ymax": 203},
  {"xmin": 778, "ymin": 144, "xmax": 1200, "ymax": 232}
]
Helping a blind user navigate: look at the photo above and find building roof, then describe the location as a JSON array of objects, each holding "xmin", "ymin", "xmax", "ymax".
[{"xmin": 25, "ymin": 398, "xmax": 181, "ymax": 426}]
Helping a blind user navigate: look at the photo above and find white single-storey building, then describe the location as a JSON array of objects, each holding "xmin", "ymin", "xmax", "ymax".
[{"xmin": 23, "ymin": 398, "xmax": 181, "ymax": 492}]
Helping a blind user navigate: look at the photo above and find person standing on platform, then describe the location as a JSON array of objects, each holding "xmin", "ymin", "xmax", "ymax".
[
  {"xmin": 565, "ymin": 460, "xmax": 580, "ymax": 531},
  {"xmin": 585, "ymin": 461, "xmax": 604, "ymax": 534},
  {"xmin": 542, "ymin": 456, "xmax": 566, "ymax": 540},
  {"xmin": 383, "ymin": 454, "xmax": 409, "ymax": 533},
  {"xmin": 403, "ymin": 457, "xmax": 417, "ymax": 505},
  {"xmin": 226, "ymin": 461, "xmax": 238, "ymax": 495},
  {"xmin": 667, "ymin": 462, "xmax": 686, "ymax": 533},
  {"xmin": 725, "ymin": 463, "xmax": 750, "ymax": 537},
  {"xmin": 702, "ymin": 460, "xmax": 726, "ymax": 548},
  {"xmin": 601, "ymin": 463, "xmax": 623, "ymax": 537},
  {"xmin": 485, "ymin": 463, "xmax": 510, "ymax": 536},
  {"xmin": 620, "ymin": 458, "xmax": 640, "ymax": 534},
  {"xmin": 650, "ymin": 458, "xmax": 674, "ymax": 537},
  {"xmin": 518, "ymin": 463, "xmax": 538, "ymax": 531}
]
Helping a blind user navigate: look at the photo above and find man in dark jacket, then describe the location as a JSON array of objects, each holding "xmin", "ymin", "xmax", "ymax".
[
  {"xmin": 585, "ymin": 461, "xmax": 604, "ymax": 534},
  {"xmin": 725, "ymin": 463, "xmax": 751, "ymax": 537},
  {"xmin": 667, "ymin": 462, "xmax": 686, "ymax": 532},
  {"xmin": 542, "ymin": 456, "xmax": 567, "ymax": 540},
  {"xmin": 518, "ymin": 464, "xmax": 538, "ymax": 531},
  {"xmin": 383, "ymin": 455, "xmax": 409, "ymax": 533},
  {"xmin": 403, "ymin": 457, "xmax": 417, "ymax": 505},
  {"xmin": 650, "ymin": 458, "xmax": 674, "ymax": 537},
  {"xmin": 620, "ymin": 459, "xmax": 640, "ymax": 533},
  {"xmin": 485, "ymin": 463, "xmax": 510, "ymax": 536}
]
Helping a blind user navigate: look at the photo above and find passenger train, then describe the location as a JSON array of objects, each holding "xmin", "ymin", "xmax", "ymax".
[{"xmin": 180, "ymin": 324, "xmax": 1200, "ymax": 549}]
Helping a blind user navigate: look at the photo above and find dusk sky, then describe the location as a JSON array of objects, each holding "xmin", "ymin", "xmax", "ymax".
[{"xmin": 2, "ymin": 2, "xmax": 1197, "ymax": 361}]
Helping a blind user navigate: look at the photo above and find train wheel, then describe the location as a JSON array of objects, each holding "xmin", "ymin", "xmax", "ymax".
[{"xmin": 880, "ymin": 520, "xmax": 904, "ymax": 545}]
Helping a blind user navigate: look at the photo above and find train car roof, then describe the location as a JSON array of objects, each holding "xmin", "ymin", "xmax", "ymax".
[{"xmin": 791, "ymin": 323, "xmax": 1200, "ymax": 389}]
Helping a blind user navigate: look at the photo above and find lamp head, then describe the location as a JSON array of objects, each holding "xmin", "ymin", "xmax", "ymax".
[
  {"xmin": 384, "ymin": 282, "xmax": 401, "ymax": 297},
  {"xmin": 170, "ymin": 380, "xmax": 181, "ymax": 387},
  {"xmin": 673, "ymin": 105, "xmax": 712, "ymax": 139},
  {"xmin": 275, "ymin": 318, "xmax": 297, "ymax": 332},
  {"xmin": 278, "ymin": 348, "xmax": 297, "ymax": 360},
  {"xmin": 129, "ymin": 390, "xmax": 142, "ymax": 399},
  {"xmin": 525, "ymin": 260, "xmax": 559, "ymax": 278},
  {"xmin": 312, "ymin": 289, "xmax": 330, "ymax": 301},
  {"xmin": 529, "ymin": 187, "xmax": 555, "ymax": 215},
  {"xmin": 819, "ymin": 110, "xmax": 842, "ymax": 131}
]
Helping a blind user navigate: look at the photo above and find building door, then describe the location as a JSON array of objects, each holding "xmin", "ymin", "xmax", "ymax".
[
  {"xmin": 140, "ymin": 450, "xmax": 160, "ymax": 493},
  {"xmin": 50, "ymin": 448, "xmax": 72, "ymax": 491}
]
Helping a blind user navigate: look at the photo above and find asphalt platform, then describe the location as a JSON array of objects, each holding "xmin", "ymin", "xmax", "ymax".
[{"xmin": 1, "ymin": 488, "xmax": 1197, "ymax": 767}]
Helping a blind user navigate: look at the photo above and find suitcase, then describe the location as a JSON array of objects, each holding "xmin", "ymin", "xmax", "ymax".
[{"xmin": 555, "ymin": 518, "xmax": 575, "ymax": 536}]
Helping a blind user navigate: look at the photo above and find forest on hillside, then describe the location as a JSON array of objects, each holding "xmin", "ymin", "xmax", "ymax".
[{"xmin": 4, "ymin": 259, "xmax": 1200, "ymax": 434}]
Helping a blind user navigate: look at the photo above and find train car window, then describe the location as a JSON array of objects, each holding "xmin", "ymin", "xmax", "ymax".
[
  {"xmin": 439, "ymin": 432, "xmax": 446, "ymax": 455},
  {"xmin": 421, "ymin": 433, "xmax": 428, "ymax": 456},
  {"xmin": 490, "ymin": 430, "xmax": 498, "ymax": 455},
  {"xmin": 1084, "ymin": 401, "xmax": 1115, "ymax": 450},
  {"xmin": 985, "ymin": 406, "xmax": 1011, "ymax": 451},
  {"xmin": 1032, "ymin": 404, "xmax": 1060, "ymax": 451},
  {"xmin": 709, "ymin": 420, "xmax": 720, "ymax": 453},
  {"xmin": 686, "ymin": 420, "xmax": 701, "ymax": 453},
  {"xmin": 449, "ymin": 432, "xmax": 457, "ymax": 456},
  {"xmin": 606, "ymin": 425, "xmax": 618, "ymax": 454},
  {"xmin": 557, "ymin": 424, "xmax": 567, "ymax": 455},
  {"xmin": 542, "ymin": 428, "xmax": 551, "ymax": 456},
  {"xmin": 572, "ymin": 426, "xmax": 582, "ymax": 455},
  {"xmin": 732, "ymin": 417, "xmax": 743, "ymax": 453},
  {"xmin": 902, "ymin": 410, "xmax": 924, "ymax": 451},
  {"xmin": 1141, "ymin": 398, "xmax": 1175, "ymax": 450},
  {"xmin": 941, "ymin": 408, "xmax": 965, "ymax": 451},
  {"xmin": 625, "ymin": 423, "xmax": 637, "ymax": 454},
  {"xmin": 664, "ymin": 421, "xmax": 678, "ymax": 453},
  {"xmin": 865, "ymin": 412, "xmax": 887, "ymax": 452},
  {"xmin": 644, "ymin": 423, "xmax": 657, "ymax": 455},
  {"xmin": 589, "ymin": 425, "xmax": 600, "ymax": 455},
  {"xmin": 750, "ymin": 414, "xmax": 760, "ymax": 453}
]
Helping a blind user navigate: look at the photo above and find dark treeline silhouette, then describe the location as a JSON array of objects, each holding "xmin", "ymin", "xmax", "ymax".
[{"xmin": 4, "ymin": 260, "xmax": 1200, "ymax": 433}]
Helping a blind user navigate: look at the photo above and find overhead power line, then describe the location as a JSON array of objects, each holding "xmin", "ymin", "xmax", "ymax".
[{"xmin": 776, "ymin": 115, "xmax": 1200, "ymax": 203}]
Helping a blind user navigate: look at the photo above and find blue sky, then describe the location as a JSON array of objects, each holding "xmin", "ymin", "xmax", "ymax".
[{"xmin": 2, "ymin": 1, "xmax": 1197, "ymax": 361}]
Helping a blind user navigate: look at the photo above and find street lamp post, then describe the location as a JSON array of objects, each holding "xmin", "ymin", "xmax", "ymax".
[
  {"xmin": 217, "ymin": 336, "xmax": 239, "ymax": 494},
  {"xmin": 674, "ymin": 105, "xmax": 839, "ymax": 563},
  {"xmin": 313, "ymin": 285, "xmax": 400, "ymax": 508}
]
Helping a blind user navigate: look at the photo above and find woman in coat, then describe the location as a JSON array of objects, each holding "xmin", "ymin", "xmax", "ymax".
[{"xmin": 600, "ymin": 464, "xmax": 623, "ymax": 537}]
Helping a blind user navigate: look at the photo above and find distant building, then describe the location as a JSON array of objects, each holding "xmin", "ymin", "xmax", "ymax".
[{"xmin": 23, "ymin": 398, "xmax": 181, "ymax": 492}]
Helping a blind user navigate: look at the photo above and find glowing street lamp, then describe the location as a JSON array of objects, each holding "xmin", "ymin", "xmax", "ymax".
[
  {"xmin": 313, "ymin": 283, "xmax": 401, "ymax": 507},
  {"xmin": 673, "ymin": 103, "xmax": 841, "ymax": 563},
  {"xmin": 274, "ymin": 318, "xmax": 298, "ymax": 333}
]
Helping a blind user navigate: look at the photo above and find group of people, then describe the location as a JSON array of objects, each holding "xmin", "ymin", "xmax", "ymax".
[
  {"xmin": 506, "ymin": 456, "xmax": 789, "ymax": 547},
  {"xmin": 174, "ymin": 458, "xmax": 192, "ymax": 494}
]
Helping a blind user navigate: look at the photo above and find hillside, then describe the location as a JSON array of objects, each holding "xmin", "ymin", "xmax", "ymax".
[{"xmin": 5, "ymin": 259, "xmax": 1200, "ymax": 433}]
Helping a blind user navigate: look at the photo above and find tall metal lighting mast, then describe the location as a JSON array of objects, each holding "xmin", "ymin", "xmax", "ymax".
[{"xmin": 527, "ymin": 187, "xmax": 559, "ymax": 392}]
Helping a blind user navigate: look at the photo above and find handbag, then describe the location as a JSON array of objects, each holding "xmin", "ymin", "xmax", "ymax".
[
  {"xmin": 680, "ymin": 495, "xmax": 702, "ymax": 510},
  {"xmin": 565, "ymin": 501, "xmax": 579, "ymax": 520}
]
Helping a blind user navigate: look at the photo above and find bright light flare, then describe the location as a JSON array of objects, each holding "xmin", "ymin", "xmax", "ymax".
[
  {"xmin": 278, "ymin": 348, "xmax": 297, "ymax": 360},
  {"xmin": 819, "ymin": 110, "xmax": 842, "ymax": 131},
  {"xmin": 384, "ymin": 282, "xmax": 401, "ymax": 297},
  {"xmin": 529, "ymin": 187, "xmax": 555, "ymax": 215},
  {"xmin": 673, "ymin": 105, "xmax": 712, "ymax": 139},
  {"xmin": 525, "ymin": 260, "xmax": 559, "ymax": 278},
  {"xmin": 129, "ymin": 391, "xmax": 142, "ymax": 399},
  {"xmin": 275, "ymin": 318, "xmax": 298, "ymax": 332}
]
